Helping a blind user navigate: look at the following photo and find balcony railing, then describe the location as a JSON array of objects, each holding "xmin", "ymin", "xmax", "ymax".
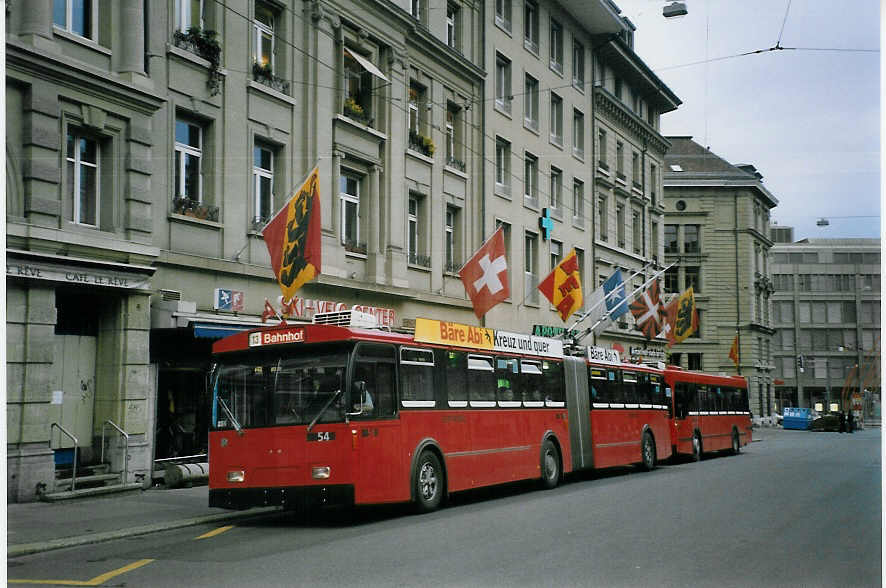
[
  {"xmin": 173, "ymin": 196, "xmax": 219, "ymax": 222},
  {"xmin": 408, "ymin": 252, "xmax": 431, "ymax": 267},
  {"xmin": 252, "ymin": 63, "xmax": 290, "ymax": 95},
  {"xmin": 343, "ymin": 98, "xmax": 372, "ymax": 126},
  {"xmin": 446, "ymin": 156, "xmax": 466, "ymax": 172},
  {"xmin": 344, "ymin": 239, "xmax": 367, "ymax": 255},
  {"xmin": 444, "ymin": 259, "xmax": 462, "ymax": 274},
  {"xmin": 408, "ymin": 130, "xmax": 435, "ymax": 157}
]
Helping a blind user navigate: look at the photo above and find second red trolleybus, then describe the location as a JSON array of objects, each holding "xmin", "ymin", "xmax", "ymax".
[{"xmin": 208, "ymin": 312, "xmax": 733, "ymax": 512}]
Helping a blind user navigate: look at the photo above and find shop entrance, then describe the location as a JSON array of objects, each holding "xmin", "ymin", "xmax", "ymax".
[{"xmin": 155, "ymin": 367, "xmax": 210, "ymax": 459}]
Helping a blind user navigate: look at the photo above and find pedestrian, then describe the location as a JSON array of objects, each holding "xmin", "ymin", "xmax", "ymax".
[
  {"xmin": 848, "ymin": 411, "xmax": 855, "ymax": 433},
  {"xmin": 838, "ymin": 411, "xmax": 846, "ymax": 433}
]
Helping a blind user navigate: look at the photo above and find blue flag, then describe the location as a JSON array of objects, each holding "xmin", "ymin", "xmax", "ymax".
[{"xmin": 603, "ymin": 270, "xmax": 628, "ymax": 319}]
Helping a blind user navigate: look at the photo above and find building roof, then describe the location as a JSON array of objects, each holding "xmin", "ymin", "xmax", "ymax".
[
  {"xmin": 663, "ymin": 136, "xmax": 779, "ymax": 208},
  {"xmin": 791, "ymin": 238, "xmax": 881, "ymax": 247}
]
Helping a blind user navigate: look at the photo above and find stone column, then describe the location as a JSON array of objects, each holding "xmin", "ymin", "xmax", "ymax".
[
  {"xmin": 367, "ymin": 164, "xmax": 384, "ymax": 283},
  {"xmin": 117, "ymin": 0, "xmax": 146, "ymax": 79},
  {"xmin": 17, "ymin": 0, "xmax": 56, "ymax": 52}
]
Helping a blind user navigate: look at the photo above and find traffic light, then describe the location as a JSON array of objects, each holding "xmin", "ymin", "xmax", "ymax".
[{"xmin": 797, "ymin": 355, "xmax": 805, "ymax": 373}]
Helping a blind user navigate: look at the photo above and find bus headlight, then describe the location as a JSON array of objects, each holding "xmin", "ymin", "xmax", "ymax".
[
  {"xmin": 312, "ymin": 466, "xmax": 331, "ymax": 479},
  {"xmin": 227, "ymin": 470, "xmax": 245, "ymax": 483}
]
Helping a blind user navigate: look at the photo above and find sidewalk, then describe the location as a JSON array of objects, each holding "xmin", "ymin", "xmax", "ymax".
[{"xmin": 7, "ymin": 485, "xmax": 280, "ymax": 558}]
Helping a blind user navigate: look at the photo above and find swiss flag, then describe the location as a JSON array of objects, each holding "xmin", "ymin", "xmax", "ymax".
[{"xmin": 458, "ymin": 226, "xmax": 510, "ymax": 319}]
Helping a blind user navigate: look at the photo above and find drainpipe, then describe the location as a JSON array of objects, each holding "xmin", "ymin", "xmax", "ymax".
[{"xmin": 734, "ymin": 193, "xmax": 741, "ymax": 375}]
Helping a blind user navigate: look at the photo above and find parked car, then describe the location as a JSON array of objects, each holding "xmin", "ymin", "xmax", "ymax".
[{"xmin": 810, "ymin": 413, "xmax": 841, "ymax": 432}]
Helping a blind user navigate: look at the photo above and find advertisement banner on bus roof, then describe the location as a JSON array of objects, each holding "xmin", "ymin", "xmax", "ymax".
[
  {"xmin": 415, "ymin": 318, "xmax": 493, "ymax": 349},
  {"xmin": 493, "ymin": 330, "xmax": 563, "ymax": 358},
  {"xmin": 414, "ymin": 318, "xmax": 563, "ymax": 358}
]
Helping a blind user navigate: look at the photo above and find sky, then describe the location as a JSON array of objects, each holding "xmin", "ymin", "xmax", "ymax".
[{"xmin": 614, "ymin": 0, "xmax": 881, "ymax": 241}]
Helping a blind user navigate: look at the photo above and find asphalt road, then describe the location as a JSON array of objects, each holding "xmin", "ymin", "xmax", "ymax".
[{"xmin": 8, "ymin": 428, "xmax": 881, "ymax": 587}]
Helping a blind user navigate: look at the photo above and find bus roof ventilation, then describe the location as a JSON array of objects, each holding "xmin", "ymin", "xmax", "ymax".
[{"xmin": 313, "ymin": 310, "xmax": 379, "ymax": 329}]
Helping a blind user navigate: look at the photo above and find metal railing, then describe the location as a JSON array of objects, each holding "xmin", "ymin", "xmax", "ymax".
[
  {"xmin": 101, "ymin": 420, "xmax": 129, "ymax": 486},
  {"xmin": 50, "ymin": 423, "xmax": 79, "ymax": 491}
]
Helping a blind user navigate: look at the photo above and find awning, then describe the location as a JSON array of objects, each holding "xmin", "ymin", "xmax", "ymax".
[
  {"xmin": 193, "ymin": 323, "xmax": 254, "ymax": 339},
  {"xmin": 345, "ymin": 48, "xmax": 388, "ymax": 82}
]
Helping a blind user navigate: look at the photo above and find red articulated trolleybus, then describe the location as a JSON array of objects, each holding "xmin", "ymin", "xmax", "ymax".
[
  {"xmin": 208, "ymin": 311, "xmax": 722, "ymax": 512},
  {"xmin": 664, "ymin": 366, "xmax": 752, "ymax": 460}
]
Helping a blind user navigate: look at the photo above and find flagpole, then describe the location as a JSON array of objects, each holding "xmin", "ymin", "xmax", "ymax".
[
  {"xmin": 563, "ymin": 263, "xmax": 651, "ymax": 336},
  {"xmin": 569, "ymin": 261, "xmax": 679, "ymax": 345}
]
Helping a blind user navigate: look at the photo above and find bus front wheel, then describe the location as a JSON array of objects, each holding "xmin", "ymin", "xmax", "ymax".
[
  {"xmin": 414, "ymin": 451, "xmax": 443, "ymax": 513},
  {"xmin": 731, "ymin": 430, "xmax": 741, "ymax": 454},
  {"xmin": 640, "ymin": 432, "xmax": 656, "ymax": 471},
  {"xmin": 691, "ymin": 433, "xmax": 703, "ymax": 462},
  {"xmin": 540, "ymin": 439, "xmax": 561, "ymax": 489}
]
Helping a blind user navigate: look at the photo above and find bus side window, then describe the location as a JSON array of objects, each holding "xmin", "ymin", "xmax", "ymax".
[
  {"xmin": 468, "ymin": 355, "xmax": 496, "ymax": 405},
  {"xmin": 608, "ymin": 370, "xmax": 623, "ymax": 405},
  {"xmin": 399, "ymin": 347, "xmax": 435, "ymax": 408},
  {"xmin": 622, "ymin": 372, "xmax": 638, "ymax": 405},
  {"xmin": 444, "ymin": 350, "xmax": 467, "ymax": 407},
  {"xmin": 520, "ymin": 360, "xmax": 544, "ymax": 406},
  {"xmin": 496, "ymin": 357, "xmax": 520, "ymax": 405},
  {"xmin": 542, "ymin": 360, "xmax": 565, "ymax": 406}
]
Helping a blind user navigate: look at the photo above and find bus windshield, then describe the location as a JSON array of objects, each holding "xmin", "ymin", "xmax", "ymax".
[{"xmin": 212, "ymin": 351, "xmax": 349, "ymax": 429}]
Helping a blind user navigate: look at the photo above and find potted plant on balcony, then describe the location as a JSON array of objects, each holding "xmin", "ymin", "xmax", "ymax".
[
  {"xmin": 343, "ymin": 97, "xmax": 367, "ymax": 123},
  {"xmin": 172, "ymin": 27, "xmax": 223, "ymax": 96}
]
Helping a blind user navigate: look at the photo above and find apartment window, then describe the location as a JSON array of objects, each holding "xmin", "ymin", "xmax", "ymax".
[
  {"xmin": 495, "ymin": 53, "xmax": 512, "ymax": 113},
  {"xmin": 445, "ymin": 104, "xmax": 463, "ymax": 167},
  {"xmin": 597, "ymin": 129, "xmax": 608, "ymax": 170},
  {"xmin": 54, "ymin": 0, "xmax": 98, "ymax": 39},
  {"xmin": 525, "ymin": 232, "xmax": 539, "ymax": 304},
  {"xmin": 445, "ymin": 206, "xmax": 459, "ymax": 272},
  {"xmin": 174, "ymin": 119, "xmax": 203, "ymax": 202},
  {"xmin": 650, "ymin": 164, "xmax": 657, "ymax": 205},
  {"xmin": 664, "ymin": 267, "xmax": 678, "ymax": 293},
  {"xmin": 651, "ymin": 222, "xmax": 659, "ymax": 261},
  {"xmin": 253, "ymin": 144, "xmax": 274, "ymax": 224},
  {"xmin": 597, "ymin": 196, "xmax": 607, "ymax": 240},
  {"xmin": 524, "ymin": 74, "xmax": 539, "ymax": 130},
  {"xmin": 664, "ymin": 224, "xmax": 678, "ymax": 253},
  {"xmin": 340, "ymin": 173, "xmax": 362, "ymax": 253},
  {"xmin": 572, "ymin": 179, "xmax": 584, "ymax": 222},
  {"xmin": 550, "ymin": 93, "xmax": 563, "ymax": 145},
  {"xmin": 65, "ymin": 132, "xmax": 99, "ymax": 226},
  {"xmin": 410, "ymin": 0, "xmax": 422, "ymax": 21},
  {"xmin": 524, "ymin": 1, "xmax": 539, "ymax": 54},
  {"xmin": 631, "ymin": 152, "xmax": 640, "ymax": 188},
  {"xmin": 408, "ymin": 195, "xmax": 427, "ymax": 266},
  {"xmin": 550, "ymin": 240, "xmax": 563, "ymax": 274},
  {"xmin": 616, "ymin": 141, "xmax": 625, "ymax": 179},
  {"xmin": 616, "ymin": 204, "xmax": 625, "ymax": 248},
  {"xmin": 343, "ymin": 48, "xmax": 375, "ymax": 124},
  {"xmin": 446, "ymin": 4, "xmax": 459, "ymax": 49},
  {"xmin": 495, "ymin": 0, "xmax": 512, "ymax": 31},
  {"xmin": 684, "ymin": 224, "xmax": 700, "ymax": 253},
  {"xmin": 632, "ymin": 210, "xmax": 641, "ymax": 254},
  {"xmin": 253, "ymin": 3, "xmax": 275, "ymax": 69},
  {"xmin": 173, "ymin": 0, "xmax": 202, "ymax": 32},
  {"xmin": 572, "ymin": 109, "xmax": 584, "ymax": 158},
  {"xmin": 524, "ymin": 153, "xmax": 538, "ymax": 206},
  {"xmin": 685, "ymin": 266, "xmax": 700, "ymax": 292},
  {"xmin": 408, "ymin": 81, "xmax": 428, "ymax": 138},
  {"xmin": 495, "ymin": 138, "xmax": 511, "ymax": 193},
  {"xmin": 573, "ymin": 41, "xmax": 585, "ymax": 90},
  {"xmin": 550, "ymin": 167, "xmax": 562, "ymax": 212},
  {"xmin": 549, "ymin": 19, "xmax": 563, "ymax": 73}
]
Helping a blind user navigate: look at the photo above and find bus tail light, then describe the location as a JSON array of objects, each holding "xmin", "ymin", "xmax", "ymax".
[
  {"xmin": 227, "ymin": 470, "xmax": 245, "ymax": 483},
  {"xmin": 312, "ymin": 466, "xmax": 331, "ymax": 479}
]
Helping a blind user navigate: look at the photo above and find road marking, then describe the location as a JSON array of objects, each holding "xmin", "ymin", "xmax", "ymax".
[
  {"xmin": 9, "ymin": 558, "xmax": 154, "ymax": 585},
  {"xmin": 195, "ymin": 525, "xmax": 234, "ymax": 540}
]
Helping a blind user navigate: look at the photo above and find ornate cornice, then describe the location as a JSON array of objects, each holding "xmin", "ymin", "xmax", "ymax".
[{"xmin": 594, "ymin": 86, "xmax": 670, "ymax": 155}]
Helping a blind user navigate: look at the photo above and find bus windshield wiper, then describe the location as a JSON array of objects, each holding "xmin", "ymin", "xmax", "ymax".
[
  {"xmin": 308, "ymin": 389, "xmax": 342, "ymax": 432},
  {"xmin": 218, "ymin": 396, "xmax": 243, "ymax": 436}
]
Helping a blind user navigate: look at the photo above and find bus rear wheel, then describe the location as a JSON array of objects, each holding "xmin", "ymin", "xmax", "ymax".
[
  {"xmin": 414, "ymin": 451, "xmax": 443, "ymax": 513},
  {"xmin": 691, "ymin": 433, "xmax": 703, "ymax": 462},
  {"xmin": 540, "ymin": 439, "xmax": 561, "ymax": 489},
  {"xmin": 640, "ymin": 432, "xmax": 656, "ymax": 471},
  {"xmin": 731, "ymin": 430, "xmax": 741, "ymax": 454}
]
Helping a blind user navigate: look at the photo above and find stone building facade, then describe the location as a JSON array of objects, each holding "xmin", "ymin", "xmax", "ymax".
[
  {"xmin": 6, "ymin": 0, "xmax": 677, "ymax": 501},
  {"xmin": 769, "ymin": 235, "xmax": 881, "ymax": 417},
  {"xmin": 663, "ymin": 137, "xmax": 779, "ymax": 424}
]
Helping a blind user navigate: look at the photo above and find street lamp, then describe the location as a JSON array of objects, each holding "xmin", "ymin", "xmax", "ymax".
[{"xmin": 663, "ymin": 2, "xmax": 688, "ymax": 18}]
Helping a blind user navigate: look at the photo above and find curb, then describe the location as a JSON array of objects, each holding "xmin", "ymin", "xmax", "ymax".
[{"xmin": 8, "ymin": 506, "xmax": 281, "ymax": 558}]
